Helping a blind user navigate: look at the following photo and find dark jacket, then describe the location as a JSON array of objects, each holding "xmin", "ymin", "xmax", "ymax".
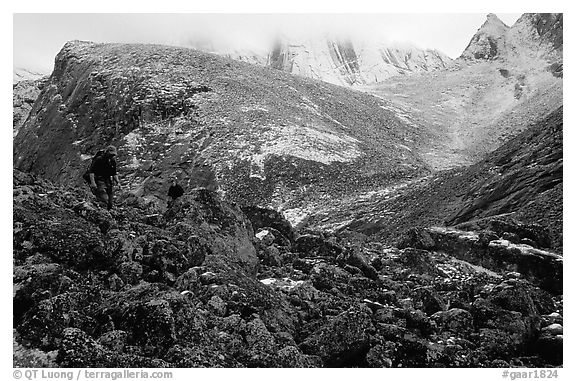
[
  {"xmin": 168, "ymin": 184, "xmax": 184, "ymax": 200},
  {"xmin": 89, "ymin": 153, "xmax": 117, "ymax": 179}
]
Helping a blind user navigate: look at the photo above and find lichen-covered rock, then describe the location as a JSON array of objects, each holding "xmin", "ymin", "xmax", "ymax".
[
  {"xmin": 207, "ymin": 295, "xmax": 227, "ymax": 317},
  {"xmin": 399, "ymin": 248, "xmax": 446, "ymax": 278},
  {"xmin": 365, "ymin": 344, "xmax": 394, "ymax": 368},
  {"xmin": 487, "ymin": 281, "xmax": 539, "ymax": 317},
  {"xmin": 164, "ymin": 190, "xmax": 258, "ymax": 275},
  {"xmin": 411, "ymin": 286, "xmax": 447, "ymax": 316},
  {"xmin": 295, "ymin": 234, "xmax": 344, "ymax": 258},
  {"xmin": 396, "ymin": 227, "xmax": 435, "ymax": 250},
  {"xmin": 19, "ymin": 291, "xmax": 99, "ymax": 350},
  {"xmin": 117, "ymin": 261, "xmax": 143, "ymax": 285},
  {"xmin": 245, "ymin": 317, "xmax": 276, "ymax": 352},
  {"xmin": 431, "ymin": 308, "xmax": 474, "ymax": 334},
  {"xmin": 310, "ymin": 262, "xmax": 352, "ymax": 292},
  {"xmin": 12, "ymin": 168, "xmax": 563, "ymax": 367},
  {"xmin": 277, "ymin": 345, "xmax": 322, "ymax": 367},
  {"xmin": 173, "ymin": 267, "xmax": 201, "ymax": 292},
  {"xmin": 57, "ymin": 328, "xmax": 106, "ymax": 367},
  {"xmin": 242, "ymin": 206, "xmax": 296, "ymax": 243},
  {"xmin": 301, "ymin": 305, "xmax": 374, "ymax": 366},
  {"xmin": 98, "ymin": 330, "xmax": 128, "ymax": 352}
]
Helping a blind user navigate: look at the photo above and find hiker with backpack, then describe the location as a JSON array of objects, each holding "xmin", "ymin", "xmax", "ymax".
[
  {"xmin": 167, "ymin": 174, "xmax": 184, "ymax": 207},
  {"xmin": 84, "ymin": 145, "xmax": 120, "ymax": 210}
]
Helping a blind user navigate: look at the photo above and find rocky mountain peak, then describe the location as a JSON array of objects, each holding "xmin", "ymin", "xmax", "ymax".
[
  {"xmin": 460, "ymin": 13, "xmax": 509, "ymax": 60},
  {"xmin": 507, "ymin": 13, "xmax": 563, "ymax": 59}
]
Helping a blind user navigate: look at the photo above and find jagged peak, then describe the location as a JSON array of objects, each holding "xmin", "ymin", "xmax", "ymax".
[
  {"xmin": 459, "ymin": 13, "xmax": 510, "ymax": 60},
  {"xmin": 479, "ymin": 13, "xmax": 510, "ymax": 36}
]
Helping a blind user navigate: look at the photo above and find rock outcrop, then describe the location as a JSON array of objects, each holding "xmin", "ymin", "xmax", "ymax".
[{"xmin": 461, "ymin": 13, "xmax": 563, "ymax": 64}]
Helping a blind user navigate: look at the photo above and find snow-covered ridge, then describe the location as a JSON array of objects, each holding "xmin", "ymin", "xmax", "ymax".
[{"xmin": 186, "ymin": 36, "xmax": 454, "ymax": 87}]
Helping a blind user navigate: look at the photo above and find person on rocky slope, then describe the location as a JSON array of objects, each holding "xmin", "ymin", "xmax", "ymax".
[
  {"xmin": 167, "ymin": 174, "xmax": 184, "ymax": 207},
  {"xmin": 87, "ymin": 145, "xmax": 120, "ymax": 210}
]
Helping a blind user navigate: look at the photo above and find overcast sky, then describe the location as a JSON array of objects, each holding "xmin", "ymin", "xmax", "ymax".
[{"xmin": 13, "ymin": 13, "xmax": 522, "ymax": 73}]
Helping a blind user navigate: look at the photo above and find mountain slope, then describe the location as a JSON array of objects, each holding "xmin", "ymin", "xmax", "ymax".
[
  {"xmin": 304, "ymin": 106, "xmax": 563, "ymax": 253},
  {"xmin": 361, "ymin": 13, "xmax": 562, "ymax": 170},
  {"xmin": 364, "ymin": 61, "xmax": 562, "ymax": 169},
  {"xmin": 188, "ymin": 36, "xmax": 454, "ymax": 87},
  {"xmin": 461, "ymin": 13, "xmax": 563, "ymax": 66},
  {"xmin": 13, "ymin": 41, "xmax": 430, "ymax": 208},
  {"xmin": 13, "ymin": 78, "xmax": 47, "ymax": 137}
]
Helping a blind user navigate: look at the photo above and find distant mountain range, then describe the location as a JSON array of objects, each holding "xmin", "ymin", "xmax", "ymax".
[
  {"xmin": 13, "ymin": 67, "xmax": 48, "ymax": 84},
  {"xmin": 185, "ymin": 36, "xmax": 454, "ymax": 87},
  {"xmin": 182, "ymin": 13, "xmax": 562, "ymax": 87}
]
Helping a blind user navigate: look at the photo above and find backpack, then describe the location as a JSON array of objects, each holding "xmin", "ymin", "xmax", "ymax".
[{"xmin": 82, "ymin": 150, "xmax": 105, "ymax": 184}]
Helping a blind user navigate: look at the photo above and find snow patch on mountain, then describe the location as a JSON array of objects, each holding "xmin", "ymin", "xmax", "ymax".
[
  {"xmin": 225, "ymin": 123, "xmax": 362, "ymax": 180},
  {"xmin": 257, "ymin": 124, "xmax": 362, "ymax": 164}
]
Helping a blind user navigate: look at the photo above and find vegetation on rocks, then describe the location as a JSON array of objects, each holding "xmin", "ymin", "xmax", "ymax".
[{"xmin": 13, "ymin": 169, "xmax": 562, "ymax": 367}]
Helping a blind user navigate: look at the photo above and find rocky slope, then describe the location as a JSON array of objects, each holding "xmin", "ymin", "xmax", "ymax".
[
  {"xmin": 13, "ymin": 77, "xmax": 48, "ymax": 137},
  {"xmin": 13, "ymin": 41, "xmax": 432, "ymax": 210},
  {"xmin": 13, "ymin": 170, "xmax": 563, "ymax": 367},
  {"xmin": 304, "ymin": 106, "xmax": 563, "ymax": 254},
  {"xmin": 462, "ymin": 13, "xmax": 563, "ymax": 65},
  {"xmin": 363, "ymin": 13, "xmax": 562, "ymax": 169}
]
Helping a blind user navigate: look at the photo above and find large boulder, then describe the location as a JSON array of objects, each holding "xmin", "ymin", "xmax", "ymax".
[
  {"xmin": 294, "ymin": 234, "xmax": 344, "ymax": 258},
  {"xmin": 164, "ymin": 189, "xmax": 258, "ymax": 275},
  {"xmin": 426, "ymin": 227, "xmax": 563, "ymax": 294},
  {"xmin": 396, "ymin": 227, "xmax": 436, "ymax": 250},
  {"xmin": 241, "ymin": 206, "xmax": 296, "ymax": 243},
  {"xmin": 300, "ymin": 305, "xmax": 374, "ymax": 366},
  {"xmin": 431, "ymin": 308, "xmax": 474, "ymax": 334},
  {"xmin": 398, "ymin": 248, "xmax": 445, "ymax": 278}
]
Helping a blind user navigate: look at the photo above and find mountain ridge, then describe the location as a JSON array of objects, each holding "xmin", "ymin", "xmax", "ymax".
[
  {"xmin": 188, "ymin": 35, "xmax": 455, "ymax": 87},
  {"xmin": 460, "ymin": 13, "xmax": 563, "ymax": 64},
  {"xmin": 13, "ymin": 41, "xmax": 430, "ymax": 209}
]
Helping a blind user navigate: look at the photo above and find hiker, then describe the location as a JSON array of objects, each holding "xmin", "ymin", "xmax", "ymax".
[
  {"xmin": 167, "ymin": 175, "xmax": 184, "ymax": 206},
  {"xmin": 87, "ymin": 145, "xmax": 120, "ymax": 210}
]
